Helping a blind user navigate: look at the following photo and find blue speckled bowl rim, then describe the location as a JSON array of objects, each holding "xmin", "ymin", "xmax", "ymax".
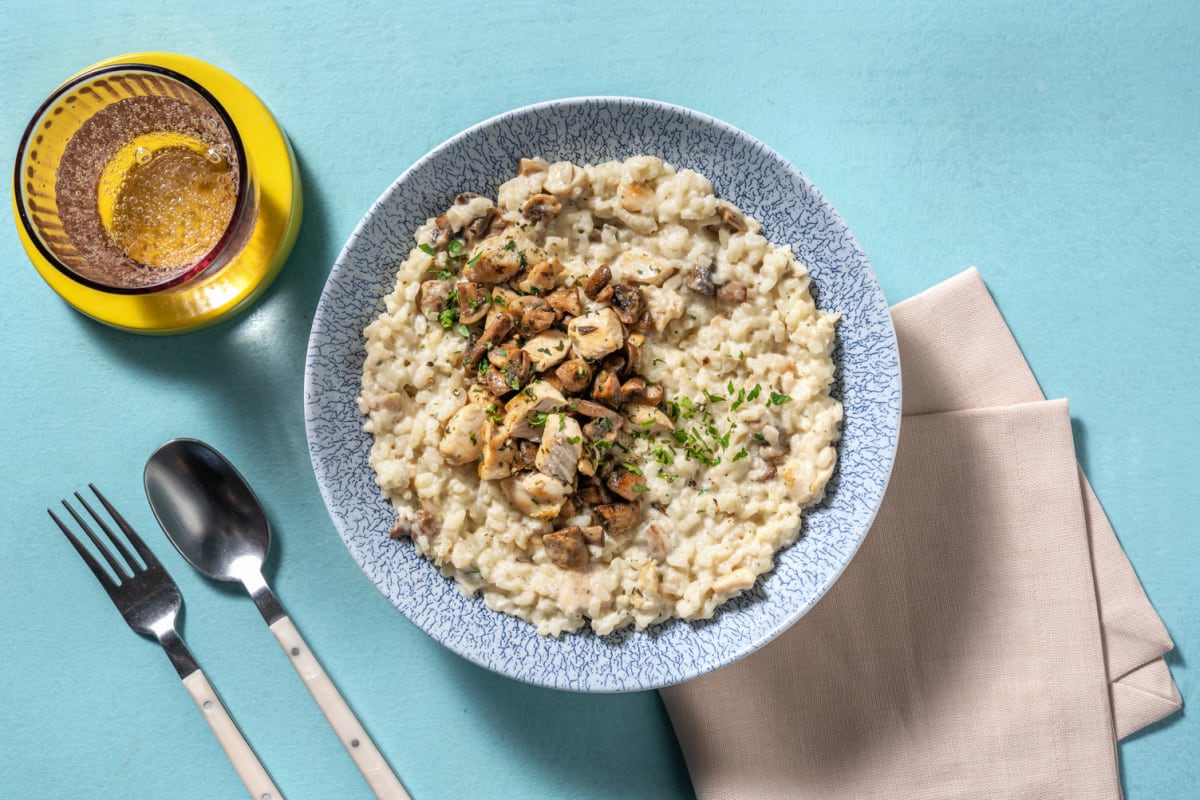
[{"xmin": 305, "ymin": 96, "xmax": 901, "ymax": 692}]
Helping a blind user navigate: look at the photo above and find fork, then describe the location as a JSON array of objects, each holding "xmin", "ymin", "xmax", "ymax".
[{"xmin": 49, "ymin": 485, "xmax": 283, "ymax": 800}]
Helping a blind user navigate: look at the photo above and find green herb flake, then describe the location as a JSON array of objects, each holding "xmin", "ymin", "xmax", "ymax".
[
  {"xmin": 732, "ymin": 449, "xmax": 749, "ymax": 462},
  {"xmin": 768, "ymin": 391, "xmax": 793, "ymax": 406},
  {"xmin": 447, "ymin": 239, "xmax": 464, "ymax": 256},
  {"xmin": 418, "ymin": 243, "xmax": 436, "ymax": 256}
]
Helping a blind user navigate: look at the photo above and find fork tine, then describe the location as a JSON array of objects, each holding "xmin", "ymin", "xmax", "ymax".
[
  {"xmin": 60, "ymin": 497, "xmax": 132, "ymax": 581},
  {"xmin": 88, "ymin": 484, "xmax": 162, "ymax": 571},
  {"xmin": 48, "ymin": 507, "xmax": 120, "ymax": 591},
  {"xmin": 72, "ymin": 491, "xmax": 144, "ymax": 578}
]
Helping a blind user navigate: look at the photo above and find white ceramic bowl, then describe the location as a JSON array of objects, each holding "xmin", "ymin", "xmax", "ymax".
[{"xmin": 304, "ymin": 97, "xmax": 901, "ymax": 692}]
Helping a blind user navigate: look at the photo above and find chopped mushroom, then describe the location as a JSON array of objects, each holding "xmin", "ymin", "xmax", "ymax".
[
  {"xmin": 464, "ymin": 313, "xmax": 513, "ymax": 367},
  {"xmin": 685, "ymin": 260, "xmax": 716, "ymax": 296},
  {"xmin": 609, "ymin": 284, "xmax": 644, "ymax": 326},
  {"xmin": 567, "ymin": 308, "xmax": 624, "ymax": 360},
  {"xmin": 438, "ymin": 403, "xmax": 488, "ymax": 465},
  {"xmin": 456, "ymin": 281, "xmax": 491, "ymax": 325},
  {"xmin": 716, "ymin": 280, "xmax": 748, "ymax": 304},
  {"xmin": 606, "ymin": 466, "xmax": 647, "ymax": 501},
  {"xmin": 518, "ymin": 298, "xmax": 557, "ymax": 336},
  {"xmin": 579, "ymin": 525, "xmax": 605, "ymax": 546},
  {"xmin": 464, "ymin": 207, "xmax": 500, "ymax": 244},
  {"xmin": 582, "ymin": 264, "xmax": 612, "ymax": 299},
  {"xmin": 521, "ymin": 193, "xmax": 563, "ymax": 223},
  {"xmin": 534, "ymin": 414, "xmax": 583, "ymax": 483},
  {"xmin": 542, "ymin": 526, "xmax": 587, "ymax": 569},
  {"xmin": 625, "ymin": 404, "xmax": 674, "ymax": 433},
  {"xmin": 714, "ymin": 199, "xmax": 748, "ymax": 232},
  {"xmin": 590, "ymin": 369, "xmax": 622, "ymax": 408},
  {"xmin": 554, "ymin": 359, "xmax": 592, "ymax": 393},
  {"xmin": 594, "ymin": 502, "xmax": 638, "ymax": 535},
  {"xmin": 418, "ymin": 280, "xmax": 451, "ymax": 315}
]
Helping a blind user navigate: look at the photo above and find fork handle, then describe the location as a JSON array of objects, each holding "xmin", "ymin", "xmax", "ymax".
[
  {"xmin": 182, "ymin": 669, "xmax": 284, "ymax": 800},
  {"xmin": 269, "ymin": 616, "xmax": 411, "ymax": 800}
]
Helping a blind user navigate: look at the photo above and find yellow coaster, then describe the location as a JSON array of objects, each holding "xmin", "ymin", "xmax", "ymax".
[{"xmin": 12, "ymin": 52, "xmax": 303, "ymax": 334}]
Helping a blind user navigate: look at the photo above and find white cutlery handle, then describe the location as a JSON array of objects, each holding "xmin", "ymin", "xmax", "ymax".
[
  {"xmin": 182, "ymin": 669, "xmax": 283, "ymax": 800},
  {"xmin": 269, "ymin": 616, "xmax": 410, "ymax": 800}
]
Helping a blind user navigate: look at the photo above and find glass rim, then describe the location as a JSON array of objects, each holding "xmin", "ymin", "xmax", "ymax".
[{"xmin": 13, "ymin": 62, "xmax": 251, "ymax": 295}]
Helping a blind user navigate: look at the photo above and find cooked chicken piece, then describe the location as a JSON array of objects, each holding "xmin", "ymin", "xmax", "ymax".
[
  {"xmin": 486, "ymin": 338, "xmax": 520, "ymax": 368},
  {"xmin": 593, "ymin": 502, "xmax": 638, "ymax": 535},
  {"xmin": 542, "ymin": 526, "xmax": 587, "ymax": 569},
  {"xmin": 477, "ymin": 420, "xmax": 517, "ymax": 480},
  {"xmin": 456, "ymin": 281, "xmax": 491, "ymax": 325},
  {"xmin": 486, "ymin": 286, "xmax": 521, "ymax": 324},
  {"xmin": 534, "ymin": 414, "xmax": 583, "ymax": 483},
  {"xmin": 502, "ymin": 471, "xmax": 570, "ymax": 520},
  {"xmin": 521, "ymin": 193, "xmax": 562, "ymax": 223},
  {"xmin": 418, "ymin": 280, "xmax": 451, "ymax": 315},
  {"xmin": 567, "ymin": 308, "xmax": 624, "ymax": 360},
  {"xmin": 554, "ymin": 359, "xmax": 592, "ymax": 393},
  {"xmin": 545, "ymin": 285, "xmax": 583, "ymax": 318},
  {"xmin": 437, "ymin": 403, "xmax": 488, "ymax": 465},
  {"xmin": 590, "ymin": 369, "xmax": 622, "ymax": 408},
  {"xmin": 465, "ymin": 234, "xmax": 538, "ymax": 284},
  {"xmin": 518, "ymin": 297, "xmax": 557, "ymax": 336},
  {"xmin": 582, "ymin": 264, "xmax": 612, "ymax": 299},
  {"xmin": 716, "ymin": 280, "xmax": 748, "ymax": 304},
  {"xmin": 466, "ymin": 383, "xmax": 498, "ymax": 409},
  {"xmin": 606, "ymin": 467, "xmax": 647, "ymax": 501},
  {"xmin": 613, "ymin": 250, "xmax": 676, "ymax": 286},
  {"xmin": 523, "ymin": 330, "xmax": 571, "ymax": 372},
  {"xmin": 514, "ymin": 256, "xmax": 563, "ymax": 295},
  {"xmin": 503, "ymin": 381, "xmax": 567, "ymax": 441},
  {"xmin": 610, "ymin": 284, "xmax": 644, "ymax": 326},
  {"xmin": 626, "ymin": 404, "xmax": 674, "ymax": 433}
]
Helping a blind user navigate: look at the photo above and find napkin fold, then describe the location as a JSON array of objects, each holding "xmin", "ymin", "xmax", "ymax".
[{"xmin": 660, "ymin": 268, "xmax": 1181, "ymax": 799}]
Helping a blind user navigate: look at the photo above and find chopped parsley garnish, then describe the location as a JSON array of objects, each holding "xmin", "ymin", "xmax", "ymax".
[
  {"xmin": 447, "ymin": 239, "xmax": 464, "ymax": 256},
  {"xmin": 768, "ymin": 391, "xmax": 793, "ymax": 406},
  {"xmin": 418, "ymin": 243, "xmax": 436, "ymax": 256}
]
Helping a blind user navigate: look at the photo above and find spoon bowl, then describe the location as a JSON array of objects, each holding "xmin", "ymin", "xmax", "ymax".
[{"xmin": 144, "ymin": 438, "xmax": 270, "ymax": 585}]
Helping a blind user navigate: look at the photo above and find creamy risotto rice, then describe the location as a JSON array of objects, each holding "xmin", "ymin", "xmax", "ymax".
[{"xmin": 359, "ymin": 156, "xmax": 842, "ymax": 636}]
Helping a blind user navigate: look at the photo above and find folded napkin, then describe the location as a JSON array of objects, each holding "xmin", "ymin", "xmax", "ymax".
[{"xmin": 660, "ymin": 268, "xmax": 1181, "ymax": 799}]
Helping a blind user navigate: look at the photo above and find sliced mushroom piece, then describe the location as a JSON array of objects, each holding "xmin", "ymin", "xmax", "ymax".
[
  {"xmin": 503, "ymin": 471, "xmax": 570, "ymax": 520},
  {"xmin": 418, "ymin": 280, "xmax": 451, "ymax": 315},
  {"xmin": 438, "ymin": 403, "xmax": 488, "ymax": 465},
  {"xmin": 456, "ymin": 281, "xmax": 491, "ymax": 325},
  {"xmin": 606, "ymin": 467, "xmax": 648, "ymax": 501},
  {"xmin": 464, "ymin": 207, "xmax": 501, "ymax": 244},
  {"xmin": 579, "ymin": 525, "xmax": 605, "ymax": 546},
  {"xmin": 646, "ymin": 524, "xmax": 668, "ymax": 564},
  {"xmin": 582, "ymin": 264, "xmax": 612, "ymax": 299},
  {"xmin": 477, "ymin": 420, "xmax": 517, "ymax": 480},
  {"xmin": 594, "ymin": 502, "xmax": 638, "ymax": 535},
  {"xmin": 578, "ymin": 478, "xmax": 610, "ymax": 506},
  {"xmin": 554, "ymin": 358, "xmax": 592, "ymax": 393},
  {"xmin": 685, "ymin": 260, "xmax": 716, "ymax": 296},
  {"xmin": 534, "ymin": 414, "xmax": 583, "ymax": 484},
  {"xmin": 500, "ymin": 349, "xmax": 533, "ymax": 393},
  {"xmin": 542, "ymin": 526, "xmax": 587, "ymax": 569},
  {"xmin": 432, "ymin": 215, "xmax": 452, "ymax": 249},
  {"xmin": 545, "ymin": 285, "xmax": 583, "ymax": 318},
  {"xmin": 464, "ymin": 312, "xmax": 513, "ymax": 367},
  {"xmin": 518, "ymin": 157, "xmax": 548, "ymax": 176},
  {"xmin": 482, "ymin": 365, "xmax": 517, "ymax": 397},
  {"xmin": 641, "ymin": 384, "xmax": 665, "ymax": 406},
  {"xmin": 620, "ymin": 332, "xmax": 645, "ymax": 376},
  {"xmin": 523, "ymin": 329, "xmax": 571, "ymax": 372},
  {"xmin": 518, "ymin": 297, "xmax": 557, "ymax": 337},
  {"xmin": 486, "ymin": 338, "xmax": 520, "ymax": 368},
  {"xmin": 716, "ymin": 280, "xmax": 749, "ymax": 304},
  {"xmin": 582, "ymin": 416, "xmax": 620, "ymax": 445},
  {"xmin": 591, "ymin": 369, "xmax": 622, "ymax": 409},
  {"xmin": 514, "ymin": 256, "xmax": 563, "ymax": 296},
  {"xmin": 503, "ymin": 381, "xmax": 567, "ymax": 441},
  {"xmin": 626, "ymin": 404, "xmax": 674, "ymax": 433},
  {"xmin": 521, "ymin": 193, "xmax": 563, "ymax": 223},
  {"xmin": 514, "ymin": 439, "xmax": 539, "ymax": 471},
  {"xmin": 567, "ymin": 307, "xmax": 624, "ymax": 360},
  {"xmin": 619, "ymin": 376, "xmax": 647, "ymax": 403},
  {"xmin": 714, "ymin": 199, "xmax": 748, "ymax": 232},
  {"xmin": 609, "ymin": 284, "xmax": 644, "ymax": 326}
]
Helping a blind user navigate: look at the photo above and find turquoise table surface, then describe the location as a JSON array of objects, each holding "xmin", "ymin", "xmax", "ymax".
[{"xmin": 2, "ymin": 1, "xmax": 1195, "ymax": 798}]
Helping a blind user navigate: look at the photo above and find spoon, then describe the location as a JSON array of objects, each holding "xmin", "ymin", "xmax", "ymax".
[{"xmin": 144, "ymin": 438, "xmax": 410, "ymax": 800}]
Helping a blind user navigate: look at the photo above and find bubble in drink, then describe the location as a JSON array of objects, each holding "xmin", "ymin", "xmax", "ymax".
[{"xmin": 135, "ymin": 146, "xmax": 153, "ymax": 164}]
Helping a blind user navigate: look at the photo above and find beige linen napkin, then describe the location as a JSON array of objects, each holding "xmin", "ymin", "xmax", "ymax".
[{"xmin": 661, "ymin": 268, "xmax": 1181, "ymax": 799}]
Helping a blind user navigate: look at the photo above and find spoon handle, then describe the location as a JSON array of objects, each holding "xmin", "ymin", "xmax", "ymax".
[{"xmin": 269, "ymin": 616, "xmax": 411, "ymax": 800}]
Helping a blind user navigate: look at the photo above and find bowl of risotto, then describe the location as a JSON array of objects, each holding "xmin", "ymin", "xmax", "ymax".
[{"xmin": 304, "ymin": 97, "xmax": 901, "ymax": 691}]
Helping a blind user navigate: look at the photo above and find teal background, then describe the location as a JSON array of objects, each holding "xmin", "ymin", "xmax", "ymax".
[{"xmin": 2, "ymin": 1, "xmax": 1195, "ymax": 797}]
